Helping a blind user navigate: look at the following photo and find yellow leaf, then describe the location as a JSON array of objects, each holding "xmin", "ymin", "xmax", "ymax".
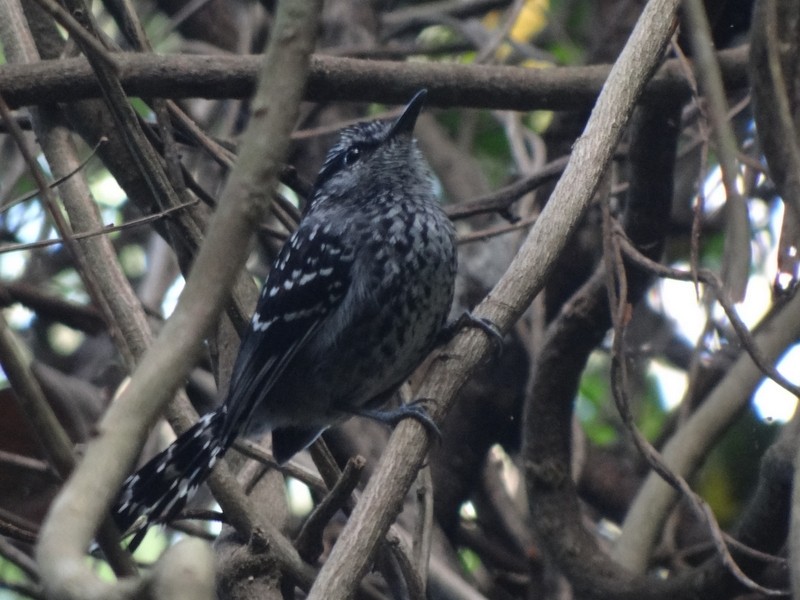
[{"xmin": 510, "ymin": 0, "xmax": 549, "ymax": 42}]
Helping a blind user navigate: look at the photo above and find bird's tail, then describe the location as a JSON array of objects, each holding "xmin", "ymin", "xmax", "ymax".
[{"xmin": 112, "ymin": 406, "xmax": 233, "ymax": 550}]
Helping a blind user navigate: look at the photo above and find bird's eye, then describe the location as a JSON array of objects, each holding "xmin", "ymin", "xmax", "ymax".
[{"xmin": 343, "ymin": 146, "xmax": 361, "ymax": 166}]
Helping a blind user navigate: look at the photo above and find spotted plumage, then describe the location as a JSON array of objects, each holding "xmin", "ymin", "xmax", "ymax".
[{"xmin": 112, "ymin": 90, "xmax": 456, "ymax": 547}]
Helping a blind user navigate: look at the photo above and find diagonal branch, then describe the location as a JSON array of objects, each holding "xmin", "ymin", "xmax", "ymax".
[
  {"xmin": 306, "ymin": 1, "xmax": 682, "ymax": 598},
  {"xmin": 34, "ymin": 0, "xmax": 322, "ymax": 598}
]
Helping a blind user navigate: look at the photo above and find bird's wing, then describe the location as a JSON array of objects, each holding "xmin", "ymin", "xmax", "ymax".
[
  {"xmin": 221, "ymin": 220, "xmax": 354, "ymax": 439},
  {"xmin": 112, "ymin": 220, "xmax": 354, "ymax": 542}
]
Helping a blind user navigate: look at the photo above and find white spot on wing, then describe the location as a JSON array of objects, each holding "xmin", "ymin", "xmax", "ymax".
[{"xmin": 252, "ymin": 312, "xmax": 276, "ymax": 332}]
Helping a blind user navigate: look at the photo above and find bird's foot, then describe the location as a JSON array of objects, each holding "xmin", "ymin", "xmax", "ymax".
[
  {"xmin": 354, "ymin": 400, "xmax": 441, "ymax": 442},
  {"xmin": 438, "ymin": 311, "xmax": 504, "ymax": 357}
]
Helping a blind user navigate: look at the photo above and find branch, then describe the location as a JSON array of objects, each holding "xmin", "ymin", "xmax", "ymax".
[
  {"xmin": 0, "ymin": 282, "xmax": 105, "ymax": 334},
  {"xmin": 306, "ymin": 0, "xmax": 683, "ymax": 598},
  {"xmin": 750, "ymin": 0, "xmax": 800, "ymax": 219},
  {"xmin": 521, "ymin": 91, "xmax": 684, "ymax": 598},
  {"xmin": 34, "ymin": 0, "xmax": 322, "ymax": 598},
  {"xmin": 682, "ymin": 0, "xmax": 750, "ymax": 302},
  {"xmin": 0, "ymin": 46, "xmax": 748, "ymax": 110}
]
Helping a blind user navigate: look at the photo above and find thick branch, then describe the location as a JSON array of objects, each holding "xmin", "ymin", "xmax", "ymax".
[
  {"xmin": 0, "ymin": 46, "xmax": 748, "ymax": 110},
  {"xmin": 34, "ymin": 1, "xmax": 321, "ymax": 598},
  {"xmin": 523, "ymin": 98, "xmax": 683, "ymax": 599},
  {"xmin": 305, "ymin": 1, "xmax": 682, "ymax": 598}
]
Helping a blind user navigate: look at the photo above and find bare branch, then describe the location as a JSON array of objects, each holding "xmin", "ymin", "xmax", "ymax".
[
  {"xmin": 306, "ymin": 1, "xmax": 683, "ymax": 597},
  {"xmin": 0, "ymin": 46, "xmax": 748, "ymax": 111},
  {"xmin": 34, "ymin": 0, "xmax": 323, "ymax": 597}
]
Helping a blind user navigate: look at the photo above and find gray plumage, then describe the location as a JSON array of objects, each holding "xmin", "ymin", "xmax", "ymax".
[{"xmin": 113, "ymin": 90, "xmax": 456, "ymax": 546}]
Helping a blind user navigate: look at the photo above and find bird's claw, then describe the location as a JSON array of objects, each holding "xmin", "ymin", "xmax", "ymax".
[
  {"xmin": 354, "ymin": 400, "xmax": 442, "ymax": 442},
  {"xmin": 439, "ymin": 311, "xmax": 504, "ymax": 358}
]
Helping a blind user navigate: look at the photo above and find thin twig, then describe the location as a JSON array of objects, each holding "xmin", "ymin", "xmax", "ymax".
[
  {"xmin": 166, "ymin": 100, "xmax": 236, "ymax": 169},
  {"xmin": 615, "ymin": 227, "xmax": 800, "ymax": 399},
  {"xmin": 28, "ymin": 0, "xmax": 118, "ymax": 71},
  {"xmin": 0, "ymin": 449, "xmax": 57, "ymax": 480},
  {"xmin": 670, "ymin": 38, "xmax": 710, "ymax": 298},
  {"xmin": 0, "ymin": 506, "xmax": 38, "ymax": 544},
  {"xmin": 457, "ymin": 214, "xmax": 536, "ymax": 245},
  {"xmin": 446, "ymin": 155, "xmax": 568, "ymax": 221},
  {"xmin": 384, "ymin": 529, "xmax": 426, "ymax": 600},
  {"xmin": 0, "ymin": 137, "xmax": 107, "ymax": 213},
  {"xmin": 232, "ymin": 438, "xmax": 327, "ymax": 494},
  {"xmin": 0, "ymin": 200, "xmax": 200, "ymax": 254},
  {"xmin": 474, "ymin": 0, "xmax": 526, "ymax": 63},
  {"xmin": 294, "ymin": 456, "xmax": 365, "ymax": 563},
  {"xmin": 411, "ymin": 466, "xmax": 434, "ymax": 593},
  {"xmin": 682, "ymin": 0, "xmax": 750, "ymax": 302}
]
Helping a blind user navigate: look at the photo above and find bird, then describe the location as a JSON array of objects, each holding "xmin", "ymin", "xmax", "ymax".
[{"xmin": 112, "ymin": 89, "xmax": 458, "ymax": 548}]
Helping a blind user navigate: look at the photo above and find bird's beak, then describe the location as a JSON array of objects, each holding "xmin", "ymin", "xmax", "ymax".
[{"xmin": 388, "ymin": 89, "xmax": 427, "ymax": 138}]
